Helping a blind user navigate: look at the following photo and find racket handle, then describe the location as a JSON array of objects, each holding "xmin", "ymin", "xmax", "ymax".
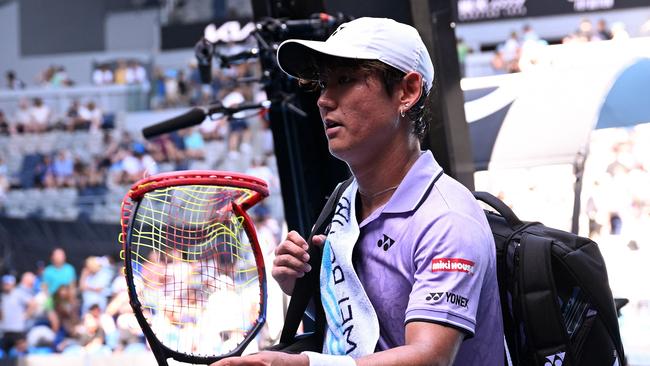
[{"xmin": 142, "ymin": 108, "xmax": 206, "ymax": 139}]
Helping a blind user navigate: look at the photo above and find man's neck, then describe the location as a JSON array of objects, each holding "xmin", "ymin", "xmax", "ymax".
[{"xmin": 350, "ymin": 141, "xmax": 421, "ymax": 221}]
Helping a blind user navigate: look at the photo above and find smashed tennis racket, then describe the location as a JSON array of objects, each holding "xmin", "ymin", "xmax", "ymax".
[{"xmin": 119, "ymin": 171, "xmax": 269, "ymax": 365}]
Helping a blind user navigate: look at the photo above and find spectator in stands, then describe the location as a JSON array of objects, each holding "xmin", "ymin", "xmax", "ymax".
[
  {"xmin": 13, "ymin": 98, "xmax": 31, "ymax": 134},
  {"xmin": 47, "ymin": 284, "xmax": 81, "ymax": 352},
  {"xmin": 79, "ymin": 256, "xmax": 113, "ymax": 314},
  {"xmin": 52, "ymin": 149, "xmax": 75, "ymax": 187},
  {"xmin": 72, "ymin": 156, "xmax": 88, "ymax": 189},
  {"xmin": 120, "ymin": 148, "xmax": 157, "ymax": 184},
  {"xmin": 114, "ymin": 60, "xmax": 128, "ymax": 85},
  {"xmin": 104, "ymin": 264, "xmax": 145, "ymax": 352},
  {"xmin": 167, "ymin": 131, "xmax": 190, "ymax": 170},
  {"xmin": 43, "ymin": 247, "xmax": 76, "ymax": 296},
  {"xmin": 124, "ymin": 61, "xmax": 137, "ymax": 85},
  {"xmin": 495, "ymin": 31, "xmax": 520, "ymax": 73},
  {"xmin": 164, "ymin": 69, "xmax": 181, "ymax": 107},
  {"xmin": 187, "ymin": 59, "xmax": 203, "ymax": 105},
  {"xmin": 17, "ymin": 272, "xmax": 37, "ymax": 298},
  {"xmin": 85, "ymin": 156, "xmax": 107, "ymax": 190},
  {"xmin": 113, "ymin": 308, "xmax": 143, "ymax": 352},
  {"xmin": 181, "ymin": 127, "xmax": 206, "ymax": 160},
  {"xmin": 132, "ymin": 61, "xmax": 148, "ymax": 85},
  {"xmin": 64, "ymin": 99, "xmax": 87, "ymax": 131},
  {"xmin": 50, "ymin": 66, "xmax": 72, "ymax": 87},
  {"xmin": 29, "ymin": 97, "xmax": 52, "ymax": 133},
  {"xmin": 199, "ymin": 114, "xmax": 227, "ymax": 141},
  {"xmin": 39, "ymin": 66, "xmax": 55, "ymax": 85},
  {"xmin": 258, "ymin": 108, "xmax": 274, "ymax": 157},
  {"xmin": 77, "ymin": 304, "xmax": 114, "ymax": 353},
  {"xmin": 577, "ymin": 18, "xmax": 595, "ymax": 42},
  {"xmin": 79, "ymin": 101, "xmax": 103, "ymax": 132},
  {"xmin": 5, "ymin": 70, "xmax": 25, "ymax": 90},
  {"xmin": 595, "ymin": 19, "xmax": 613, "ymax": 41},
  {"xmin": 177, "ymin": 69, "xmax": 190, "ymax": 105},
  {"xmin": 521, "ymin": 24, "xmax": 539, "ymax": 43},
  {"xmin": 223, "ymin": 86, "xmax": 251, "ymax": 156},
  {"xmin": 38, "ymin": 154, "xmax": 57, "ymax": 188},
  {"xmin": 152, "ymin": 67, "xmax": 167, "ymax": 109},
  {"xmin": 0, "ymin": 110, "xmax": 11, "ymax": 136},
  {"xmin": 32, "ymin": 260, "xmax": 46, "ymax": 294},
  {"xmin": 147, "ymin": 133, "xmax": 185, "ymax": 166},
  {"xmin": 30, "ymin": 279, "xmax": 52, "ymax": 329},
  {"xmin": 92, "ymin": 64, "xmax": 114, "ymax": 85},
  {"xmin": 0, "ymin": 274, "xmax": 35, "ymax": 354}
]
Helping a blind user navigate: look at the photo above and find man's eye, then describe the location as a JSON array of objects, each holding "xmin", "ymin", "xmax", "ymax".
[
  {"xmin": 338, "ymin": 75, "xmax": 352, "ymax": 84},
  {"xmin": 317, "ymin": 80, "xmax": 327, "ymax": 89}
]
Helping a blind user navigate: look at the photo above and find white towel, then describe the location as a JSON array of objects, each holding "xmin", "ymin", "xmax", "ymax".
[{"xmin": 320, "ymin": 180, "xmax": 380, "ymax": 357}]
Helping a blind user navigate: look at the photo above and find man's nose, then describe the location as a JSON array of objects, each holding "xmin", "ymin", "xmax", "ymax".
[{"xmin": 317, "ymin": 89, "xmax": 336, "ymax": 111}]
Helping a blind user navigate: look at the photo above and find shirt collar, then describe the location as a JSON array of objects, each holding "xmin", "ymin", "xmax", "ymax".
[{"xmin": 382, "ymin": 150, "xmax": 444, "ymax": 214}]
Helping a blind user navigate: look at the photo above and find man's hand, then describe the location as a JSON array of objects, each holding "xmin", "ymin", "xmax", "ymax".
[
  {"xmin": 271, "ymin": 231, "xmax": 326, "ymax": 295},
  {"xmin": 210, "ymin": 351, "xmax": 309, "ymax": 366}
]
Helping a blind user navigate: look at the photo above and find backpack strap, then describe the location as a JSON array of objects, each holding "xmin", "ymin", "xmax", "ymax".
[
  {"xmin": 473, "ymin": 191, "xmax": 523, "ymax": 228},
  {"xmin": 518, "ymin": 233, "xmax": 574, "ymax": 365},
  {"xmin": 279, "ymin": 177, "xmax": 354, "ymax": 346}
]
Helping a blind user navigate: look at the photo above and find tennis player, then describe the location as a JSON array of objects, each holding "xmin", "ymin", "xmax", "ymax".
[{"xmin": 212, "ymin": 17, "xmax": 503, "ymax": 366}]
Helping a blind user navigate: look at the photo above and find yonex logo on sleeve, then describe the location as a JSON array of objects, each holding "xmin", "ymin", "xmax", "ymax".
[
  {"xmin": 431, "ymin": 258, "xmax": 475, "ymax": 275},
  {"xmin": 425, "ymin": 291, "xmax": 469, "ymax": 308},
  {"xmin": 425, "ymin": 292, "xmax": 444, "ymax": 302}
]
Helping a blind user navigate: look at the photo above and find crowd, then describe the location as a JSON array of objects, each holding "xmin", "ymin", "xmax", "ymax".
[
  {"xmin": 0, "ymin": 98, "xmax": 107, "ymax": 135},
  {"xmin": 0, "ymin": 56, "xmax": 275, "ymax": 218},
  {"xmin": 91, "ymin": 60, "xmax": 148, "ymax": 87},
  {"xmin": 4, "ymin": 67, "xmax": 73, "ymax": 89},
  {"xmin": 149, "ymin": 59, "xmax": 259, "ymax": 110},
  {"xmin": 583, "ymin": 125, "xmax": 650, "ymax": 250},
  {"xmin": 0, "ymin": 202, "xmax": 285, "ymax": 359},
  {"xmin": 0, "ymin": 56, "xmax": 284, "ymax": 358},
  {"xmin": 0, "ymin": 248, "xmax": 142, "ymax": 357},
  {"xmin": 489, "ymin": 18, "xmax": 632, "ymax": 74}
]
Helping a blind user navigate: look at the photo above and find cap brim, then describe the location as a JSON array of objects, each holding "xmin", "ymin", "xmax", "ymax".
[{"xmin": 277, "ymin": 39, "xmax": 378, "ymax": 81}]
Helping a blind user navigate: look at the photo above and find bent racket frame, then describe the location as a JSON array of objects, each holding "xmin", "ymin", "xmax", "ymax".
[{"xmin": 119, "ymin": 171, "xmax": 269, "ymax": 365}]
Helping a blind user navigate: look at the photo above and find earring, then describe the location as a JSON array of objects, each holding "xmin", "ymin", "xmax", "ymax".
[{"xmin": 400, "ymin": 103, "xmax": 409, "ymax": 118}]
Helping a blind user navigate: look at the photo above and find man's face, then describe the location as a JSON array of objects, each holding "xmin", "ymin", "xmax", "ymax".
[
  {"xmin": 52, "ymin": 249, "xmax": 66, "ymax": 266},
  {"xmin": 21, "ymin": 272, "xmax": 35, "ymax": 288},
  {"xmin": 316, "ymin": 66, "xmax": 404, "ymax": 166},
  {"xmin": 2, "ymin": 282, "xmax": 14, "ymax": 292}
]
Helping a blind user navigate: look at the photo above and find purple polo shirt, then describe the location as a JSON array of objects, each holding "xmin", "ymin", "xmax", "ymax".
[{"xmin": 352, "ymin": 151, "xmax": 504, "ymax": 365}]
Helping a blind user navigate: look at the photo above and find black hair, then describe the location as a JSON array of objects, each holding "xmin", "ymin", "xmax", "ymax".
[{"xmin": 298, "ymin": 54, "xmax": 434, "ymax": 141}]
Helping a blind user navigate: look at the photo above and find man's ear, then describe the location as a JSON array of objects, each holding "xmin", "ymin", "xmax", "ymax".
[{"xmin": 400, "ymin": 71, "xmax": 423, "ymax": 108}]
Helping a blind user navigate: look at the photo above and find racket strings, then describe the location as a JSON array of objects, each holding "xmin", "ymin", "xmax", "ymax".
[{"xmin": 128, "ymin": 185, "xmax": 262, "ymax": 356}]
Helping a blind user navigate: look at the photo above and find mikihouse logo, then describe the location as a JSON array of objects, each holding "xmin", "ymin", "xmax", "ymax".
[{"xmin": 431, "ymin": 258, "xmax": 475, "ymax": 275}]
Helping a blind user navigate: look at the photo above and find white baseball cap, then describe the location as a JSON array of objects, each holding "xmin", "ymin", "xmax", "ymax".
[{"xmin": 277, "ymin": 17, "xmax": 435, "ymax": 92}]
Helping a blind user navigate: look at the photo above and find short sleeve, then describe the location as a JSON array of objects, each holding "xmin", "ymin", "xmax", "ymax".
[
  {"xmin": 405, "ymin": 211, "xmax": 493, "ymax": 337},
  {"xmin": 68, "ymin": 264, "xmax": 77, "ymax": 282}
]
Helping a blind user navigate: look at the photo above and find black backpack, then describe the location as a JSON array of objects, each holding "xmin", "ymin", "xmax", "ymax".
[
  {"xmin": 275, "ymin": 183, "xmax": 626, "ymax": 366},
  {"xmin": 474, "ymin": 191, "xmax": 625, "ymax": 366}
]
